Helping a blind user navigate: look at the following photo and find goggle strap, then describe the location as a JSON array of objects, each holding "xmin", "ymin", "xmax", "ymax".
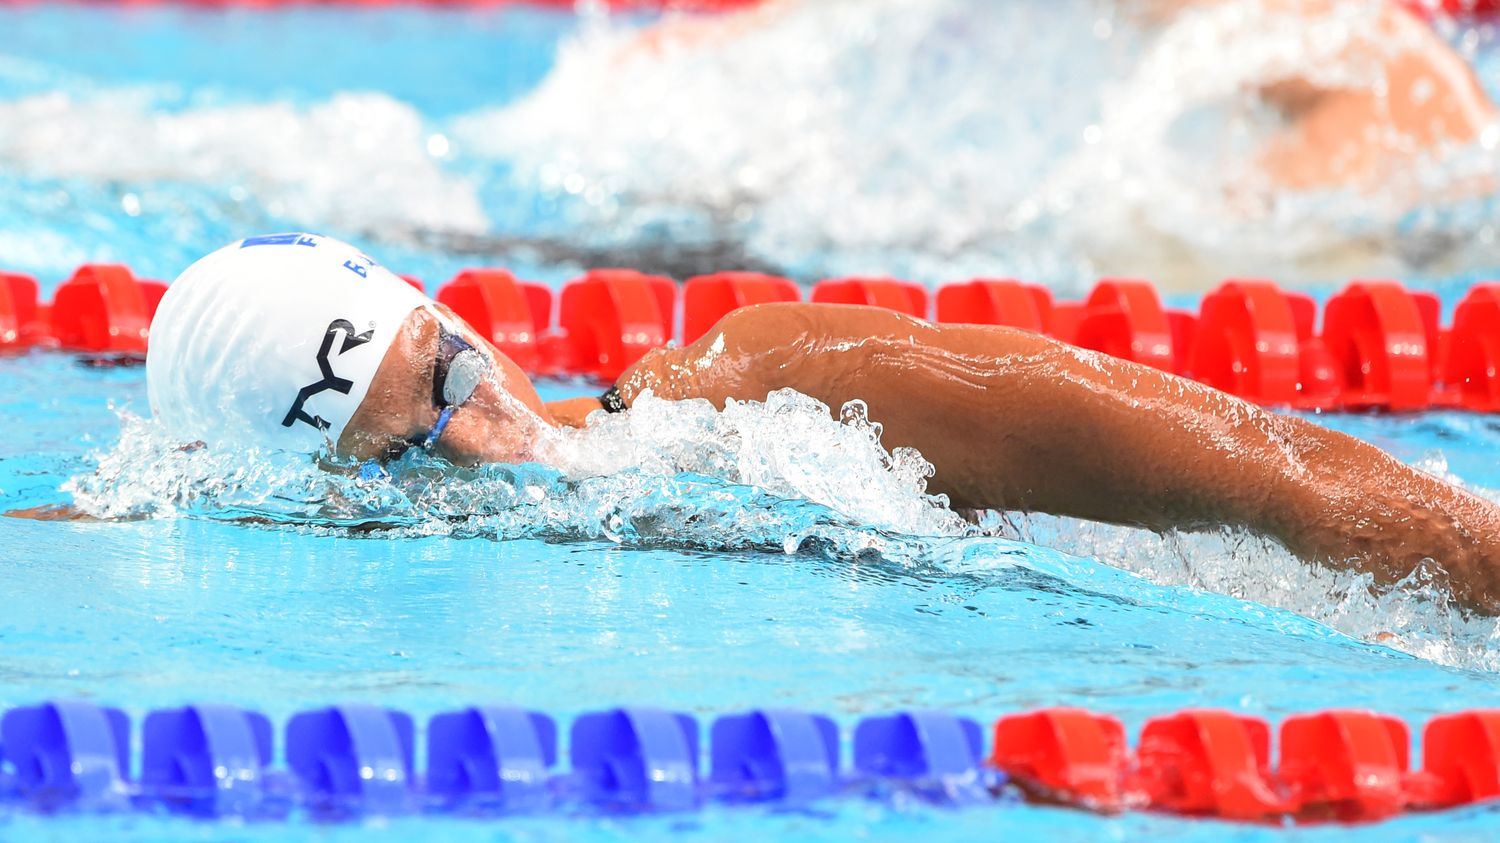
[{"xmin": 423, "ymin": 405, "xmax": 457, "ymax": 450}]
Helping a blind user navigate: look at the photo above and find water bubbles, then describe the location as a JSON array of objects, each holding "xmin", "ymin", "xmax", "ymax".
[
  {"xmin": 1480, "ymin": 123, "xmax": 1500, "ymax": 150},
  {"xmin": 1411, "ymin": 75, "xmax": 1437, "ymax": 106},
  {"xmin": 996, "ymin": 511, "xmax": 1500, "ymax": 672}
]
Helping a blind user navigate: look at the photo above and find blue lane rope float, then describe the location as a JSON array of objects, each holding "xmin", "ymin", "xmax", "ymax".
[
  {"xmin": 710, "ymin": 708, "xmax": 840, "ymax": 803},
  {"xmin": 426, "ymin": 706, "xmax": 556, "ymax": 810},
  {"xmin": 0, "ymin": 701, "xmax": 989, "ymax": 819},
  {"xmin": 7, "ymin": 700, "xmax": 1500, "ymax": 823}
]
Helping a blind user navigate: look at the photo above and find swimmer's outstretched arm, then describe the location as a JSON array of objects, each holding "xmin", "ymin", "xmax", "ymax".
[{"xmin": 595, "ymin": 302, "xmax": 1500, "ymax": 612}]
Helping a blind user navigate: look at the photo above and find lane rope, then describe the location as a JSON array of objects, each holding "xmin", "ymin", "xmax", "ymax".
[
  {"xmin": 2, "ymin": 701, "xmax": 1497, "ymax": 822},
  {"xmin": 8, "ymin": 262, "xmax": 1500, "ymax": 413}
]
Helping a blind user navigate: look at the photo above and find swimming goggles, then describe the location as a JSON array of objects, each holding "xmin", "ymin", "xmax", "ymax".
[
  {"xmin": 366, "ymin": 321, "xmax": 488, "ymax": 471},
  {"xmin": 422, "ymin": 322, "xmax": 489, "ymax": 450}
]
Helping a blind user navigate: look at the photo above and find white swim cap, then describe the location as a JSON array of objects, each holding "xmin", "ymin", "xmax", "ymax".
[{"xmin": 146, "ymin": 233, "xmax": 430, "ymax": 452}]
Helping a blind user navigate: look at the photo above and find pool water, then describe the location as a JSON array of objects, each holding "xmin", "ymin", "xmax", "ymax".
[{"xmin": 6, "ymin": 2, "xmax": 1500, "ymax": 840}]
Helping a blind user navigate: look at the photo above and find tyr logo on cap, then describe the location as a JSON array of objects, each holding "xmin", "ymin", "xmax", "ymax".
[{"xmin": 282, "ymin": 318, "xmax": 374, "ymax": 432}]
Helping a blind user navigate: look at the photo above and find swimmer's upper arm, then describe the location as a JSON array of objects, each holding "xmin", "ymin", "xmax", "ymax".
[
  {"xmin": 613, "ymin": 303, "xmax": 818, "ymax": 407},
  {"xmin": 691, "ymin": 302, "xmax": 817, "ymax": 349}
]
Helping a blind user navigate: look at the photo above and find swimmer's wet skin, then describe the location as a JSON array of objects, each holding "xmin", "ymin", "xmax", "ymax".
[{"xmin": 143, "ymin": 235, "xmax": 1500, "ymax": 613}]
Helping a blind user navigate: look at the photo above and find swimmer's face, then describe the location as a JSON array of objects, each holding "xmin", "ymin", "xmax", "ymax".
[{"xmin": 339, "ymin": 305, "xmax": 554, "ymax": 466}]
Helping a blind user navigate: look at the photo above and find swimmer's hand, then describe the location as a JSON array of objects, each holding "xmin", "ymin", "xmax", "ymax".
[
  {"xmin": 4, "ymin": 504, "xmax": 96, "ymax": 522},
  {"xmin": 546, "ymin": 397, "xmax": 606, "ymax": 429}
]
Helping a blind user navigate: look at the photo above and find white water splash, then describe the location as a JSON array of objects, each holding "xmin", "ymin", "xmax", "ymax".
[
  {"xmin": 989, "ymin": 507, "xmax": 1500, "ymax": 673},
  {"xmin": 458, "ymin": 0, "xmax": 1500, "ymax": 287},
  {"xmin": 65, "ymin": 386, "xmax": 1500, "ymax": 672},
  {"xmin": 458, "ymin": 0, "xmax": 1117, "ymax": 284},
  {"xmin": 539, "ymin": 390, "xmax": 966, "ymax": 537},
  {"xmin": 0, "ymin": 90, "xmax": 487, "ymax": 238},
  {"xmin": 66, "ymin": 389, "xmax": 964, "ymax": 549},
  {"xmin": 5, "ymin": 0, "xmax": 1497, "ymax": 285}
]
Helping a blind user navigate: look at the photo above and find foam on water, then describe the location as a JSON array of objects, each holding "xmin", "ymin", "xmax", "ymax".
[
  {"xmin": 67, "ymin": 390, "xmax": 965, "ymax": 550},
  {"xmin": 64, "ymin": 387, "xmax": 1500, "ymax": 673},
  {"xmin": 0, "ymin": 89, "xmax": 486, "ymax": 242}
]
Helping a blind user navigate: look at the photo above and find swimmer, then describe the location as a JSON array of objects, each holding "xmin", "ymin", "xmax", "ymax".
[
  {"xmin": 1145, "ymin": 0, "xmax": 1497, "ymax": 189},
  {"xmin": 127, "ymin": 235, "xmax": 1500, "ymax": 614},
  {"xmin": 636, "ymin": 0, "xmax": 1497, "ymax": 190}
]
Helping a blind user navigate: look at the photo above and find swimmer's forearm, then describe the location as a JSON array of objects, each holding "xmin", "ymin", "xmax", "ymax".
[
  {"xmin": 976, "ymin": 343, "xmax": 1500, "ymax": 612},
  {"xmin": 1254, "ymin": 417, "xmax": 1500, "ymax": 611},
  {"xmin": 1082, "ymin": 373, "xmax": 1500, "ymax": 610}
]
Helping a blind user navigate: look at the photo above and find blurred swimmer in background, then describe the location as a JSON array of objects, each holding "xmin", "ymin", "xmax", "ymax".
[
  {"xmin": 116, "ymin": 234, "xmax": 1500, "ymax": 615},
  {"xmin": 1131, "ymin": 0, "xmax": 1495, "ymax": 189},
  {"xmin": 634, "ymin": 0, "xmax": 1496, "ymax": 190}
]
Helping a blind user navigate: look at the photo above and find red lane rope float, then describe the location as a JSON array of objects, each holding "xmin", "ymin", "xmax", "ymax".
[
  {"xmin": 17, "ymin": 259, "xmax": 1500, "ymax": 415},
  {"xmin": 1278, "ymin": 710, "xmax": 1412, "ymax": 821},
  {"xmin": 1068, "ymin": 278, "xmax": 1179, "ymax": 374},
  {"xmin": 435, "ymin": 268, "xmax": 552, "ymax": 373},
  {"xmin": 50, "ymin": 264, "xmax": 162, "ymax": 355},
  {"xmin": 811, "ymin": 277, "xmax": 928, "ymax": 319},
  {"xmin": 1442, "ymin": 284, "xmax": 1500, "ymax": 412},
  {"xmin": 556, "ymin": 268, "xmax": 675, "ymax": 381},
  {"xmin": 935, "ymin": 279, "xmax": 1053, "ymax": 334},
  {"xmin": 989, "ymin": 708, "xmax": 1130, "ymax": 810},
  {"xmin": 0, "ymin": 271, "xmax": 44, "ymax": 350},
  {"xmin": 1321, "ymin": 280, "xmax": 1441, "ymax": 412},
  {"xmin": 1191, "ymin": 278, "xmax": 1301, "ymax": 404},
  {"xmin": 1189, "ymin": 279, "xmax": 1341, "ymax": 409},
  {"xmin": 1134, "ymin": 710, "xmax": 1288, "ymax": 820},
  {"xmin": 681, "ymin": 271, "xmax": 798, "ymax": 345},
  {"xmin": 1417, "ymin": 711, "xmax": 1500, "ymax": 808}
]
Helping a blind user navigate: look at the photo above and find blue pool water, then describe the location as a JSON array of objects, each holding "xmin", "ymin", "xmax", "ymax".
[{"xmin": 7, "ymin": 2, "xmax": 1500, "ymax": 840}]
